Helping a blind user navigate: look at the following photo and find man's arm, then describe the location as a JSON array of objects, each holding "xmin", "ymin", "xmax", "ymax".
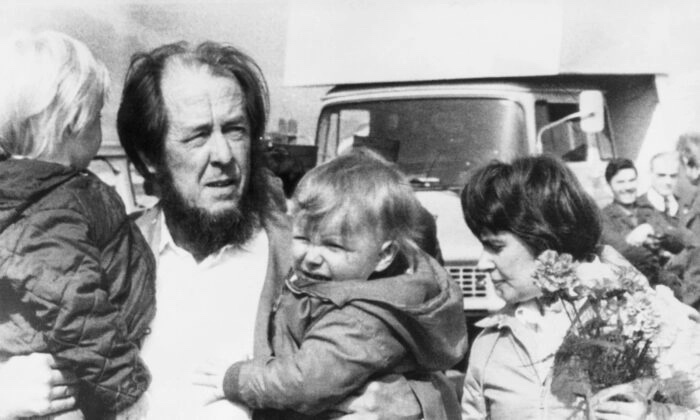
[
  {"xmin": 334, "ymin": 374, "xmax": 422, "ymax": 420},
  {"xmin": 335, "ymin": 370, "xmax": 462, "ymax": 420}
]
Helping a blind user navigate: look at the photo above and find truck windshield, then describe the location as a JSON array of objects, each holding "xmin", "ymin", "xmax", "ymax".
[{"xmin": 317, "ymin": 98, "xmax": 527, "ymax": 189}]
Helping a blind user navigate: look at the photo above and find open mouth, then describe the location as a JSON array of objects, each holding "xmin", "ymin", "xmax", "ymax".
[
  {"xmin": 205, "ymin": 178, "xmax": 237, "ymax": 188},
  {"xmin": 297, "ymin": 269, "xmax": 331, "ymax": 282}
]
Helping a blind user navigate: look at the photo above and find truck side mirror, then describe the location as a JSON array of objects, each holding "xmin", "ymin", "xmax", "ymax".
[{"xmin": 579, "ymin": 90, "xmax": 605, "ymax": 133}]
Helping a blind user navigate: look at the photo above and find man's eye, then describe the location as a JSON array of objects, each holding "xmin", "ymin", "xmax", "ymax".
[
  {"xmin": 183, "ymin": 131, "xmax": 208, "ymax": 143},
  {"xmin": 224, "ymin": 124, "xmax": 248, "ymax": 136}
]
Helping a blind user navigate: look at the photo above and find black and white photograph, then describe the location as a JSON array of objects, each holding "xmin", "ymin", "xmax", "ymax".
[{"xmin": 1, "ymin": 1, "xmax": 700, "ymax": 419}]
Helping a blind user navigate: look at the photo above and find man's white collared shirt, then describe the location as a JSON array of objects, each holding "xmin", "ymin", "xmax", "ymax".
[
  {"xmin": 120, "ymin": 212, "xmax": 269, "ymax": 419},
  {"xmin": 647, "ymin": 188, "xmax": 678, "ymax": 217}
]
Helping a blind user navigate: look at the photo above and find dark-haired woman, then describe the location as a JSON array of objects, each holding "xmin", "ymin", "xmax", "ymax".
[{"xmin": 460, "ymin": 156, "xmax": 700, "ymax": 420}]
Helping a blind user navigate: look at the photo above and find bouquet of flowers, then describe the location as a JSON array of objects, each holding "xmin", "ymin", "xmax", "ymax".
[{"xmin": 532, "ymin": 249, "xmax": 663, "ymax": 414}]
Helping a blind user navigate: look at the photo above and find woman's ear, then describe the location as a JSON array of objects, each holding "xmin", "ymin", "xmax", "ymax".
[{"xmin": 373, "ymin": 241, "xmax": 399, "ymax": 273}]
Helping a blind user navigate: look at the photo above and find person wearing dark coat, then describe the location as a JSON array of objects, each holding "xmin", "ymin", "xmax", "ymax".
[{"xmin": 0, "ymin": 31, "xmax": 155, "ymax": 419}]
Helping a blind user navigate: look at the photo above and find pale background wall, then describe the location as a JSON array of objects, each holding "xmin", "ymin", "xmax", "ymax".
[
  {"xmin": 0, "ymin": 0, "xmax": 326, "ymax": 147},
  {"xmin": 2, "ymin": 0, "xmax": 700, "ymax": 170}
]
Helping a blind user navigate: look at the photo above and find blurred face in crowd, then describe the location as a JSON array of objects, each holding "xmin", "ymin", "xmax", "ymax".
[
  {"xmin": 650, "ymin": 155, "xmax": 679, "ymax": 197},
  {"xmin": 681, "ymin": 144, "xmax": 700, "ymax": 186},
  {"xmin": 609, "ymin": 168, "xmax": 638, "ymax": 205},
  {"xmin": 477, "ymin": 229, "xmax": 541, "ymax": 304}
]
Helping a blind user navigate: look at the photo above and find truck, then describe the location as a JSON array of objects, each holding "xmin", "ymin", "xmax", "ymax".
[{"xmin": 284, "ymin": 0, "xmax": 700, "ymax": 318}]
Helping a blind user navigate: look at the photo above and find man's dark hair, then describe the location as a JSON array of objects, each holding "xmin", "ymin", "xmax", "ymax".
[
  {"xmin": 117, "ymin": 41, "xmax": 269, "ymax": 184},
  {"xmin": 604, "ymin": 158, "xmax": 637, "ymax": 184},
  {"xmin": 461, "ymin": 155, "xmax": 601, "ymax": 261}
]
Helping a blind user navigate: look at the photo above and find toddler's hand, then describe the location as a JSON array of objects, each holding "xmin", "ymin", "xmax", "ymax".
[{"xmin": 192, "ymin": 359, "xmax": 228, "ymax": 405}]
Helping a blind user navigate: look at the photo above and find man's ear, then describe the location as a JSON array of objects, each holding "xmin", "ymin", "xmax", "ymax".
[
  {"xmin": 136, "ymin": 150, "xmax": 157, "ymax": 175},
  {"xmin": 374, "ymin": 241, "xmax": 399, "ymax": 273}
]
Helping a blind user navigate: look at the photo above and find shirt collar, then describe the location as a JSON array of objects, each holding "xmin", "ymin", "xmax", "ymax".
[
  {"xmin": 647, "ymin": 188, "xmax": 677, "ymax": 212},
  {"xmin": 158, "ymin": 210, "xmax": 174, "ymax": 254},
  {"xmin": 476, "ymin": 298, "xmax": 572, "ymax": 330}
]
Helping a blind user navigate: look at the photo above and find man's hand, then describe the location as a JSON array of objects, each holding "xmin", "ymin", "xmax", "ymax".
[
  {"xmin": 335, "ymin": 374, "xmax": 421, "ymax": 420},
  {"xmin": 0, "ymin": 353, "xmax": 77, "ymax": 420},
  {"xmin": 625, "ymin": 223, "xmax": 655, "ymax": 247}
]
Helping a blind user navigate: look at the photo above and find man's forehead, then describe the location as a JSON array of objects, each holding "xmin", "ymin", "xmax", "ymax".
[
  {"xmin": 651, "ymin": 155, "xmax": 679, "ymax": 174},
  {"xmin": 611, "ymin": 168, "xmax": 636, "ymax": 182},
  {"xmin": 161, "ymin": 59, "xmax": 244, "ymax": 107}
]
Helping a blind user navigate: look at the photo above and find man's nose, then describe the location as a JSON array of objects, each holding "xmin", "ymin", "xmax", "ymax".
[{"xmin": 209, "ymin": 130, "xmax": 234, "ymax": 164}]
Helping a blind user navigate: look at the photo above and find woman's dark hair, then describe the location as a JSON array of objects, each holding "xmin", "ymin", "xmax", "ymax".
[
  {"xmin": 604, "ymin": 158, "xmax": 637, "ymax": 184},
  {"xmin": 461, "ymin": 155, "xmax": 601, "ymax": 260}
]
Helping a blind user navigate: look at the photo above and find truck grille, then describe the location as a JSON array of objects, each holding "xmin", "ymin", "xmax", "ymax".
[{"xmin": 447, "ymin": 265, "xmax": 489, "ymax": 298}]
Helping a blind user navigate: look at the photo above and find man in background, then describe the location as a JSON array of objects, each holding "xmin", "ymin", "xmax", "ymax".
[
  {"xmin": 642, "ymin": 152, "xmax": 681, "ymax": 219},
  {"xmin": 637, "ymin": 151, "xmax": 694, "ymax": 254}
]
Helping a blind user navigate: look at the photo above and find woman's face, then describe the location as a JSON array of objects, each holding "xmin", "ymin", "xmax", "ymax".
[
  {"xmin": 609, "ymin": 168, "xmax": 638, "ymax": 205},
  {"xmin": 477, "ymin": 229, "xmax": 541, "ymax": 304}
]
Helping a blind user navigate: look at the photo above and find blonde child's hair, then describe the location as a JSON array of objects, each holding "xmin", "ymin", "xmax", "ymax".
[
  {"xmin": 291, "ymin": 147, "xmax": 423, "ymax": 266},
  {"xmin": 0, "ymin": 30, "xmax": 109, "ymax": 159}
]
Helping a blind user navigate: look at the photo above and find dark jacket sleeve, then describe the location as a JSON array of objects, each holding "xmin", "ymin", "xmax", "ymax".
[
  {"xmin": 4, "ymin": 206, "xmax": 153, "ymax": 414},
  {"xmin": 223, "ymin": 305, "xmax": 406, "ymax": 415}
]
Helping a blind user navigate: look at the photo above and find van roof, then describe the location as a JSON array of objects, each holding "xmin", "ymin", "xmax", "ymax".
[
  {"xmin": 285, "ymin": 0, "xmax": 670, "ymax": 87},
  {"xmin": 324, "ymin": 74, "xmax": 655, "ymax": 101}
]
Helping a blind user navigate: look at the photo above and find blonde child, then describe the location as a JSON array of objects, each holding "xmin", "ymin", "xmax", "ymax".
[
  {"xmin": 196, "ymin": 148, "xmax": 468, "ymax": 419},
  {"xmin": 0, "ymin": 31, "xmax": 155, "ymax": 418}
]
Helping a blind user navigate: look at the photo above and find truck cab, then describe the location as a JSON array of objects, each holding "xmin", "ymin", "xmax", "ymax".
[{"xmin": 314, "ymin": 79, "xmax": 614, "ymax": 314}]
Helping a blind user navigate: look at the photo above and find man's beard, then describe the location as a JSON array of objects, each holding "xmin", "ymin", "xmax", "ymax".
[{"xmin": 157, "ymin": 166, "xmax": 268, "ymax": 259}]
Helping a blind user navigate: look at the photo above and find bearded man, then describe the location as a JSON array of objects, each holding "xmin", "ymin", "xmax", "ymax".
[{"xmin": 115, "ymin": 41, "xmax": 443, "ymax": 419}]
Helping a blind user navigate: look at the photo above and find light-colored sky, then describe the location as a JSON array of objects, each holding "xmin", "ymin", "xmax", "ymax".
[{"xmin": 0, "ymin": 0, "xmax": 326, "ymax": 146}]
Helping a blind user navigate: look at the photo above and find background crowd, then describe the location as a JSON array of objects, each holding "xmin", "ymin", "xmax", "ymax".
[{"xmin": 600, "ymin": 140, "xmax": 700, "ymax": 311}]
